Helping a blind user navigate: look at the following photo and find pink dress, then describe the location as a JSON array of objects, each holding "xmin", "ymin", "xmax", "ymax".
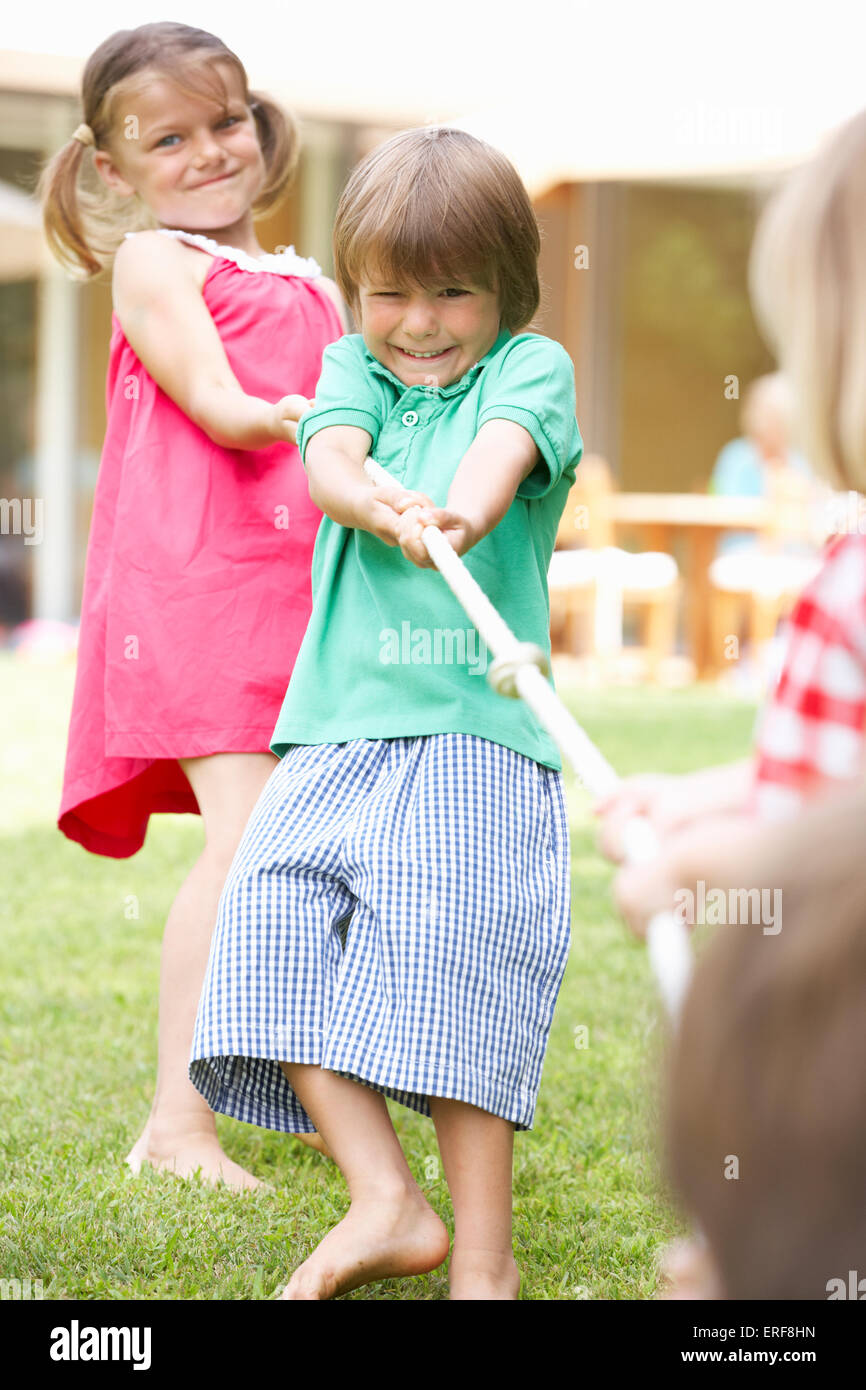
[{"xmin": 58, "ymin": 228, "xmax": 343, "ymax": 858}]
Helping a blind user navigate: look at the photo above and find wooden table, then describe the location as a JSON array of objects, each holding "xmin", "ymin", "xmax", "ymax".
[{"xmin": 599, "ymin": 494, "xmax": 773, "ymax": 677}]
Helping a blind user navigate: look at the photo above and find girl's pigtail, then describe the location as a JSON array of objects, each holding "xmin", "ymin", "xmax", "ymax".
[
  {"xmin": 37, "ymin": 136, "xmax": 106, "ymax": 280},
  {"xmin": 249, "ymin": 91, "xmax": 300, "ymax": 215}
]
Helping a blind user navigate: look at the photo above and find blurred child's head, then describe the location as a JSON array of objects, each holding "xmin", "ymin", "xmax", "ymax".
[
  {"xmin": 38, "ymin": 22, "xmax": 298, "ymax": 278},
  {"xmin": 740, "ymin": 372, "xmax": 794, "ymax": 458},
  {"xmin": 749, "ymin": 107, "xmax": 866, "ymax": 492},
  {"xmin": 333, "ymin": 127, "xmax": 540, "ymax": 388},
  {"xmin": 665, "ymin": 825, "xmax": 866, "ymax": 1299}
]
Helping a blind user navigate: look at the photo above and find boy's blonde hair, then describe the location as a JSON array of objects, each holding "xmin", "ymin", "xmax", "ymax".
[
  {"xmin": 333, "ymin": 127, "xmax": 540, "ymax": 333},
  {"xmin": 37, "ymin": 22, "xmax": 299, "ymax": 279},
  {"xmin": 749, "ymin": 109, "xmax": 866, "ymax": 491}
]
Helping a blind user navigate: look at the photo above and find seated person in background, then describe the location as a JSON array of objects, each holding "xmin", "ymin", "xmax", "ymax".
[
  {"xmin": 597, "ymin": 96, "xmax": 866, "ymax": 833},
  {"xmin": 709, "ymin": 372, "xmax": 816, "ymax": 556}
]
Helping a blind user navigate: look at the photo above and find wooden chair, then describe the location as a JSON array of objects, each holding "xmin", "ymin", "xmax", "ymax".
[
  {"xmin": 549, "ymin": 455, "xmax": 680, "ymax": 680},
  {"xmin": 707, "ymin": 467, "xmax": 825, "ymax": 681}
]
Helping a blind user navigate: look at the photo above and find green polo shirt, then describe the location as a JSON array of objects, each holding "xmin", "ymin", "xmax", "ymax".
[{"xmin": 270, "ymin": 328, "xmax": 583, "ymax": 769}]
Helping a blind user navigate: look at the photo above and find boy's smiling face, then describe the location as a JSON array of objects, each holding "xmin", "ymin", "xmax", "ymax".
[{"xmin": 356, "ymin": 272, "xmax": 502, "ymax": 389}]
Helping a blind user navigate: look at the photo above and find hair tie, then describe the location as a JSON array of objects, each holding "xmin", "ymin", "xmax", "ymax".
[{"xmin": 72, "ymin": 123, "xmax": 95, "ymax": 147}]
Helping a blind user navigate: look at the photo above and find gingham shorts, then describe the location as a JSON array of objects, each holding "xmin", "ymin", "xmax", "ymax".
[{"xmin": 189, "ymin": 734, "xmax": 571, "ymax": 1131}]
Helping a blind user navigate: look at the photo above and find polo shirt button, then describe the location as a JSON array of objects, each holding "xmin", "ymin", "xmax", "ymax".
[{"xmin": 401, "ymin": 410, "xmax": 419, "ymax": 427}]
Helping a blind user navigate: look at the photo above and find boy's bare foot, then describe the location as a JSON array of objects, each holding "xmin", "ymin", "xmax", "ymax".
[
  {"xmin": 279, "ymin": 1183, "xmax": 450, "ymax": 1299},
  {"xmin": 125, "ymin": 1120, "xmax": 264, "ymax": 1191},
  {"xmin": 448, "ymin": 1246, "xmax": 520, "ymax": 1300}
]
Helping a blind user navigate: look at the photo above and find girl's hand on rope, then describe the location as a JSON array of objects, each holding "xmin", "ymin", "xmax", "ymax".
[
  {"xmin": 613, "ymin": 810, "xmax": 763, "ymax": 939},
  {"xmin": 268, "ymin": 395, "xmax": 316, "ymax": 446},
  {"xmin": 394, "ymin": 504, "xmax": 481, "ymax": 569},
  {"xmin": 594, "ymin": 774, "xmax": 689, "ymax": 864},
  {"xmin": 613, "ymin": 851, "xmax": 683, "ymax": 940},
  {"xmin": 594, "ymin": 761, "xmax": 755, "ymax": 865}
]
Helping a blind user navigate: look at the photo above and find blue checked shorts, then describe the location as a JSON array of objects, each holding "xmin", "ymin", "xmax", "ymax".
[{"xmin": 189, "ymin": 733, "xmax": 571, "ymax": 1132}]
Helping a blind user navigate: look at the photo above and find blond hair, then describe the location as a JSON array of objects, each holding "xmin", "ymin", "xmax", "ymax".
[
  {"xmin": 333, "ymin": 127, "xmax": 540, "ymax": 333},
  {"xmin": 749, "ymin": 109, "xmax": 866, "ymax": 490},
  {"xmin": 37, "ymin": 22, "xmax": 299, "ymax": 279}
]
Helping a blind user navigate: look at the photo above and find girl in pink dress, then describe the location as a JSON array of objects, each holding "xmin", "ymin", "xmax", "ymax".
[{"xmin": 39, "ymin": 21, "xmax": 344, "ymax": 1188}]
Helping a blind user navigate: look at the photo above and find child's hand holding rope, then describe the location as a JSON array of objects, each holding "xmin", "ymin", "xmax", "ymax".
[
  {"xmin": 350, "ymin": 483, "xmax": 433, "ymax": 548},
  {"xmin": 393, "ymin": 500, "xmax": 481, "ymax": 568}
]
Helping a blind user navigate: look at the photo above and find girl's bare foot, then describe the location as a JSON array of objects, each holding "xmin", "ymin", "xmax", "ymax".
[
  {"xmin": 279, "ymin": 1182, "xmax": 450, "ymax": 1300},
  {"xmin": 125, "ymin": 1118, "xmax": 264, "ymax": 1191},
  {"xmin": 293, "ymin": 1130, "xmax": 334, "ymax": 1160},
  {"xmin": 126, "ymin": 1117, "xmax": 331, "ymax": 1186},
  {"xmin": 658, "ymin": 1236, "xmax": 724, "ymax": 1300},
  {"xmin": 448, "ymin": 1245, "xmax": 520, "ymax": 1300}
]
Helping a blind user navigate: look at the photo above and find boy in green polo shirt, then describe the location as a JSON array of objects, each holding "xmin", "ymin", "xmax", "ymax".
[{"xmin": 190, "ymin": 126, "xmax": 583, "ymax": 1301}]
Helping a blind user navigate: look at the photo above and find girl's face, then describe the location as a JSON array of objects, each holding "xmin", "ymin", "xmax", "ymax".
[
  {"xmin": 93, "ymin": 62, "xmax": 265, "ymax": 237},
  {"xmin": 356, "ymin": 272, "xmax": 502, "ymax": 389}
]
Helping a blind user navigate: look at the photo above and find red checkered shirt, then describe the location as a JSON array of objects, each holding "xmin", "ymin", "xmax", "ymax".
[{"xmin": 751, "ymin": 532, "xmax": 866, "ymax": 819}]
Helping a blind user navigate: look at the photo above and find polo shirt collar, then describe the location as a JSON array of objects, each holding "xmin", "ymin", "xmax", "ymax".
[{"xmin": 363, "ymin": 328, "xmax": 512, "ymax": 397}]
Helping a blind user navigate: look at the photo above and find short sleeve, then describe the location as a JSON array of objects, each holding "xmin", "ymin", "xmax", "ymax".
[
  {"xmin": 750, "ymin": 533, "xmax": 866, "ymax": 818},
  {"xmin": 476, "ymin": 335, "xmax": 583, "ymax": 498},
  {"xmin": 297, "ymin": 335, "xmax": 385, "ymax": 464},
  {"xmin": 709, "ymin": 439, "xmax": 760, "ymax": 498}
]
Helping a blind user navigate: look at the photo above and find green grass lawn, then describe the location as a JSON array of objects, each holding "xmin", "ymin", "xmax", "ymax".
[{"xmin": 0, "ymin": 654, "xmax": 757, "ymax": 1300}]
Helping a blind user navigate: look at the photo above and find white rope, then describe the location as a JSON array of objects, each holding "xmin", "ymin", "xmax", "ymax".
[{"xmin": 363, "ymin": 456, "xmax": 693, "ymax": 1023}]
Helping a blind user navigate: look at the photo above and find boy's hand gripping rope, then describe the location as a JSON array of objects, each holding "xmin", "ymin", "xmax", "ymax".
[{"xmin": 363, "ymin": 455, "xmax": 692, "ymax": 1022}]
